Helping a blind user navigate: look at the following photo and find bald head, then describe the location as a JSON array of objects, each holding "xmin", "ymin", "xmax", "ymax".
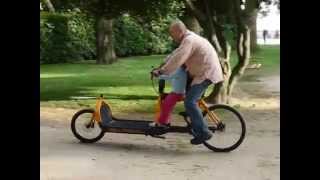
[{"xmin": 169, "ymin": 20, "xmax": 187, "ymax": 43}]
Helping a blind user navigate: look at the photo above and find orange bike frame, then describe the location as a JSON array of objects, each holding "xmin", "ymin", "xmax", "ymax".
[
  {"xmin": 154, "ymin": 95, "xmax": 221, "ymax": 124},
  {"xmin": 198, "ymin": 99, "xmax": 221, "ymax": 124},
  {"xmin": 92, "ymin": 95, "xmax": 112, "ymax": 123}
]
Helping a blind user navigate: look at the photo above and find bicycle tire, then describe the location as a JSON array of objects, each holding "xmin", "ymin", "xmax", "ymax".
[
  {"xmin": 202, "ymin": 104, "xmax": 246, "ymax": 152},
  {"xmin": 71, "ymin": 109, "xmax": 105, "ymax": 143}
]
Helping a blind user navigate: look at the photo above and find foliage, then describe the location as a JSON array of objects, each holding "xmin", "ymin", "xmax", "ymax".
[
  {"xmin": 40, "ymin": 11, "xmax": 177, "ymax": 63},
  {"xmin": 40, "ymin": 12, "xmax": 73, "ymax": 63},
  {"xmin": 40, "ymin": 12, "xmax": 95, "ymax": 63},
  {"xmin": 114, "ymin": 15, "xmax": 175, "ymax": 57}
]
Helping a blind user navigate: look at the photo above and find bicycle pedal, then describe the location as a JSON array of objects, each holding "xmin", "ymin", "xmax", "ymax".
[
  {"xmin": 151, "ymin": 135, "xmax": 166, "ymax": 139},
  {"xmin": 178, "ymin": 111, "xmax": 189, "ymax": 117}
]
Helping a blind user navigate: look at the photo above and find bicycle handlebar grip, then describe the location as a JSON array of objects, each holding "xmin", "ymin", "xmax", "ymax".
[{"xmin": 159, "ymin": 79, "xmax": 165, "ymax": 94}]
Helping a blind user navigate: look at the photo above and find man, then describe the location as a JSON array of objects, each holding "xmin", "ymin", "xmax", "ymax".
[
  {"xmin": 152, "ymin": 20, "xmax": 224, "ymax": 145},
  {"xmin": 263, "ymin": 29, "xmax": 268, "ymax": 44}
]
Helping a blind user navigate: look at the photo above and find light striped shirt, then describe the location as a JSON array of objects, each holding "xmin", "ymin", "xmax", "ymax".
[{"xmin": 160, "ymin": 31, "xmax": 224, "ymax": 85}]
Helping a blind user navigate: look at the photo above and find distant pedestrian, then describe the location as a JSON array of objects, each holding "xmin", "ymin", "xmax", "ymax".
[{"xmin": 263, "ymin": 30, "xmax": 268, "ymax": 44}]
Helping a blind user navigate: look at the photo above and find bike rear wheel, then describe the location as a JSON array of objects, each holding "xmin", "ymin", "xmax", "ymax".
[
  {"xmin": 202, "ymin": 104, "xmax": 246, "ymax": 152},
  {"xmin": 71, "ymin": 109, "xmax": 105, "ymax": 143}
]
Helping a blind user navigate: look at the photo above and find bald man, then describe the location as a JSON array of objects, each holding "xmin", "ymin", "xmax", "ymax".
[{"xmin": 152, "ymin": 20, "xmax": 224, "ymax": 145}]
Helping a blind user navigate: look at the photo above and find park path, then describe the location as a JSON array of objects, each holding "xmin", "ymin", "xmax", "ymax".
[{"xmin": 40, "ymin": 74, "xmax": 280, "ymax": 180}]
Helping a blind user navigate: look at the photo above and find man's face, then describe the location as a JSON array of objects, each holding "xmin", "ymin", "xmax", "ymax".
[{"xmin": 169, "ymin": 27, "xmax": 182, "ymax": 44}]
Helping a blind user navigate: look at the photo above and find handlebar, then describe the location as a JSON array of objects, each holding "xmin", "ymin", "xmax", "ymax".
[
  {"xmin": 150, "ymin": 66, "xmax": 160, "ymax": 80},
  {"xmin": 150, "ymin": 66, "xmax": 165, "ymax": 94}
]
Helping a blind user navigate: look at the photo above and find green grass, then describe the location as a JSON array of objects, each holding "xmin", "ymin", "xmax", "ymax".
[
  {"xmin": 41, "ymin": 55, "xmax": 166, "ymax": 113},
  {"xmin": 40, "ymin": 45, "xmax": 280, "ymax": 113},
  {"xmin": 239, "ymin": 45, "xmax": 280, "ymax": 82}
]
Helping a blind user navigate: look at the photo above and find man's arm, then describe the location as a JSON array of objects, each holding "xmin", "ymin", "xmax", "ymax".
[
  {"xmin": 160, "ymin": 38, "xmax": 193, "ymax": 75},
  {"xmin": 157, "ymin": 49, "xmax": 179, "ymax": 69}
]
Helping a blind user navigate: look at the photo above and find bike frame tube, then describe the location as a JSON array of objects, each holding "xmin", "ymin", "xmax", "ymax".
[
  {"xmin": 93, "ymin": 96, "xmax": 113, "ymax": 123},
  {"xmin": 93, "ymin": 97, "xmax": 102, "ymax": 123},
  {"xmin": 154, "ymin": 96, "xmax": 162, "ymax": 123},
  {"xmin": 198, "ymin": 99, "xmax": 221, "ymax": 124},
  {"xmin": 93, "ymin": 94, "xmax": 221, "ymax": 126}
]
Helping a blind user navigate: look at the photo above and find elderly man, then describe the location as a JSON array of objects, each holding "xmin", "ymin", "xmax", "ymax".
[{"xmin": 152, "ymin": 20, "xmax": 224, "ymax": 145}]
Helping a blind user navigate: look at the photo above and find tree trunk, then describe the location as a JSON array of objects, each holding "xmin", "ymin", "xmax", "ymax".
[
  {"xmin": 104, "ymin": 19, "xmax": 116, "ymax": 64},
  {"xmin": 202, "ymin": 12, "xmax": 231, "ymax": 103},
  {"xmin": 183, "ymin": 0, "xmax": 255, "ymax": 104},
  {"xmin": 200, "ymin": 23, "xmax": 230, "ymax": 104},
  {"xmin": 96, "ymin": 17, "xmax": 116, "ymax": 64},
  {"xmin": 183, "ymin": 0, "xmax": 232, "ymax": 104},
  {"xmin": 181, "ymin": 11, "xmax": 202, "ymax": 34},
  {"xmin": 227, "ymin": 26, "xmax": 251, "ymax": 101},
  {"xmin": 249, "ymin": 10, "xmax": 258, "ymax": 52},
  {"xmin": 43, "ymin": 0, "xmax": 55, "ymax": 12},
  {"xmin": 225, "ymin": 0, "xmax": 253, "ymax": 102},
  {"xmin": 205, "ymin": 43, "xmax": 232, "ymax": 104}
]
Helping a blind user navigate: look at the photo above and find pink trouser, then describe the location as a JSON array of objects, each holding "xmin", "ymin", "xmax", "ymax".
[{"xmin": 158, "ymin": 93, "xmax": 184, "ymax": 125}]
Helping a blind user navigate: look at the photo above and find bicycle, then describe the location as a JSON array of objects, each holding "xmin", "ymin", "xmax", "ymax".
[{"xmin": 71, "ymin": 69, "xmax": 246, "ymax": 152}]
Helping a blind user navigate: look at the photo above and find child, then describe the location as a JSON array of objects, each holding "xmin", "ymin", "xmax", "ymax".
[{"xmin": 150, "ymin": 65, "xmax": 187, "ymax": 127}]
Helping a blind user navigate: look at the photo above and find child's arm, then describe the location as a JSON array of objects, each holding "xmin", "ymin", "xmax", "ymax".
[
  {"xmin": 158, "ymin": 74, "xmax": 172, "ymax": 80},
  {"xmin": 169, "ymin": 67, "xmax": 185, "ymax": 79}
]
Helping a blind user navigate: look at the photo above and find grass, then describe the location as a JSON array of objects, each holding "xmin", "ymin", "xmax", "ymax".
[
  {"xmin": 40, "ymin": 45, "xmax": 280, "ymax": 113},
  {"xmin": 240, "ymin": 45, "xmax": 280, "ymax": 82}
]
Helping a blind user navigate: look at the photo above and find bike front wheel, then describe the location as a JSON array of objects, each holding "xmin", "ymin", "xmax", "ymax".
[
  {"xmin": 202, "ymin": 104, "xmax": 246, "ymax": 152},
  {"xmin": 71, "ymin": 109, "xmax": 105, "ymax": 143}
]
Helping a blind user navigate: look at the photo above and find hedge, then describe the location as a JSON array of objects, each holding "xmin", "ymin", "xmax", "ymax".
[{"xmin": 40, "ymin": 12, "xmax": 174, "ymax": 64}]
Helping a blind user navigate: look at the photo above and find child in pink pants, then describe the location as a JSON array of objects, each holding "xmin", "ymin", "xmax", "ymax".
[{"xmin": 151, "ymin": 66, "xmax": 187, "ymax": 127}]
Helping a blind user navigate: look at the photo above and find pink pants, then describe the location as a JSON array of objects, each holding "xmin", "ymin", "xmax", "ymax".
[{"xmin": 158, "ymin": 93, "xmax": 184, "ymax": 125}]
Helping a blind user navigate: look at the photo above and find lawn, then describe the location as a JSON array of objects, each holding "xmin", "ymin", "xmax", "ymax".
[{"xmin": 40, "ymin": 45, "xmax": 279, "ymax": 113}]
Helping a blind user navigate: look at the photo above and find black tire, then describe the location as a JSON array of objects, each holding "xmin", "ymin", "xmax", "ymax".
[
  {"xmin": 202, "ymin": 104, "xmax": 246, "ymax": 152},
  {"xmin": 71, "ymin": 109, "xmax": 105, "ymax": 143}
]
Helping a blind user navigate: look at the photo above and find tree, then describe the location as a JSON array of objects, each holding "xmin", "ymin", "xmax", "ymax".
[
  {"xmin": 181, "ymin": 10, "xmax": 202, "ymax": 34},
  {"xmin": 41, "ymin": 0, "xmax": 55, "ymax": 12},
  {"xmin": 59, "ymin": 0, "xmax": 181, "ymax": 64},
  {"xmin": 182, "ymin": 0, "xmax": 232, "ymax": 103},
  {"xmin": 227, "ymin": 0, "xmax": 256, "ymax": 99},
  {"xmin": 181, "ymin": 0, "xmax": 267, "ymax": 103},
  {"xmin": 249, "ymin": 9, "xmax": 258, "ymax": 52}
]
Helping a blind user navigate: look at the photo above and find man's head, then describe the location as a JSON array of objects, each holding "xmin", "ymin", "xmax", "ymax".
[{"xmin": 169, "ymin": 20, "xmax": 187, "ymax": 44}]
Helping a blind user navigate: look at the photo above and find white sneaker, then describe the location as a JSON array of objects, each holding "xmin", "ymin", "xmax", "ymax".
[
  {"xmin": 149, "ymin": 122, "xmax": 158, "ymax": 127},
  {"xmin": 149, "ymin": 122, "xmax": 170, "ymax": 128}
]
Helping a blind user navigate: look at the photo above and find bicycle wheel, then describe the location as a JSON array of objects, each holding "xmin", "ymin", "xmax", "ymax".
[
  {"xmin": 202, "ymin": 104, "xmax": 246, "ymax": 152},
  {"xmin": 71, "ymin": 109, "xmax": 105, "ymax": 143}
]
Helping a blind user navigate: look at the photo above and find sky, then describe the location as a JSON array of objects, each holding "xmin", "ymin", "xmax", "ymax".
[{"xmin": 257, "ymin": 4, "xmax": 280, "ymax": 31}]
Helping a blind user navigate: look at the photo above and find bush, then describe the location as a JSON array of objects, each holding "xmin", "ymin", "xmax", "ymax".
[
  {"xmin": 40, "ymin": 12, "xmax": 175, "ymax": 64},
  {"xmin": 41, "ymin": 12, "xmax": 72, "ymax": 63},
  {"xmin": 113, "ymin": 15, "xmax": 174, "ymax": 57},
  {"xmin": 113, "ymin": 16, "xmax": 148, "ymax": 56},
  {"xmin": 67, "ymin": 12, "xmax": 96, "ymax": 60},
  {"xmin": 40, "ymin": 12, "xmax": 95, "ymax": 64}
]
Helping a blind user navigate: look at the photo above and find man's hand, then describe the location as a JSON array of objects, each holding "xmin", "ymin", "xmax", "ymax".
[
  {"xmin": 151, "ymin": 69, "xmax": 161, "ymax": 77},
  {"xmin": 150, "ymin": 67, "xmax": 160, "ymax": 80}
]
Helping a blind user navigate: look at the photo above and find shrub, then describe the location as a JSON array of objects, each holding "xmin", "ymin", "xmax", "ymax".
[
  {"xmin": 40, "ymin": 12, "xmax": 95, "ymax": 63},
  {"xmin": 40, "ymin": 12, "xmax": 175, "ymax": 63}
]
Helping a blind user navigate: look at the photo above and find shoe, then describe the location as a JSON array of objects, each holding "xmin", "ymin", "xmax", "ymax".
[
  {"xmin": 98, "ymin": 122, "xmax": 108, "ymax": 131},
  {"xmin": 149, "ymin": 122, "xmax": 170, "ymax": 128},
  {"xmin": 190, "ymin": 133, "xmax": 213, "ymax": 145}
]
